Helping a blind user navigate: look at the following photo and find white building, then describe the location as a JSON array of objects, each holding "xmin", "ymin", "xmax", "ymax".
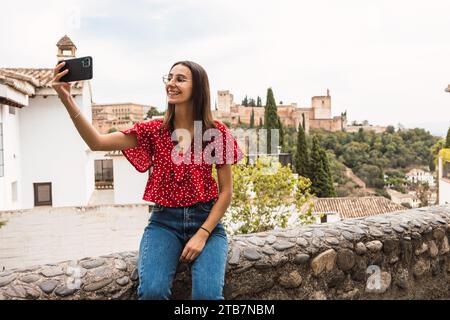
[
  {"xmin": 438, "ymin": 150, "xmax": 450, "ymax": 205},
  {"xmin": 405, "ymin": 168, "xmax": 435, "ymax": 187},
  {"xmin": 102, "ymin": 150, "xmax": 148, "ymax": 205},
  {"xmin": 0, "ymin": 36, "xmax": 96, "ymax": 210},
  {"xmin": 386, "ymin": 189, "xmax": 420, "ymax": 208}
]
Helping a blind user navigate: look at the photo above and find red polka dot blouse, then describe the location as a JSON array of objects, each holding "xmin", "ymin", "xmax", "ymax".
[{"xmin": 120, "ymin": 119, "xmax": 244, "ymax": 207}]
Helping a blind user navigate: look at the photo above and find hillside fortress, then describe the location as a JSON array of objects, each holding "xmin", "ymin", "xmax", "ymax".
[{"xmin": 212, "ymin": 89, "xmax": 347, "ymax": 133}]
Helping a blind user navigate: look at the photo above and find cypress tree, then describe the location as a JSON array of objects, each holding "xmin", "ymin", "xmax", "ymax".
[
  {"xmin": 250, "ymin": 108, "xmax": 255, "ymax": 128},
  {"xmin": 257, "ymin": 96, "xmax": 262, "ymax": 107},
  {"xmin": 295, "ymin": 122, "xmax": 309, "ymax": 178},
  {"xmin": 319, "ymin": 148, "xmax": 336, "ymax": 197},
  {"xmin": 277, "ymin": 116, "xmax": 285, "ymax": 153},
  {"xmin": 264, "ymin": 88, "xmax": 279, "ymax": 154},
  {"xmin": 309, "ymin": 136, "xmax": 328, "ymax": 197},
  {"xmin": 310, "ymin": 136, "xmax": 336, "ymax": 197},
  {"xmin": 242, "ymin": 95, "xmax": 248, "ymax": 107}
]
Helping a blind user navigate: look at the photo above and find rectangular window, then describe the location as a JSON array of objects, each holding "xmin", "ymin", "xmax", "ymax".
[
  {"xmin": 33, "ymin": 182, "xmax": 52, "ymax": 206},
  {"xmin": 12, "ymin": 181, "xmax": 17, "ymax": 202},
  {"xmin": 0, "ymin": 123, "xmax": 4, "ymax": 177},
  {"xmin": 95, "ymin": 159, "xmax": 114, "ymax": 189},
  {"xmin": 9, "ymin": 106, "xmax": 16, "ymax": 115}
]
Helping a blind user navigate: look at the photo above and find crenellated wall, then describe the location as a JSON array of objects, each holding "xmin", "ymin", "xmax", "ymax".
[{"xmin": 1, "ymin": 205, "xmax": 450, "ymax": 300}]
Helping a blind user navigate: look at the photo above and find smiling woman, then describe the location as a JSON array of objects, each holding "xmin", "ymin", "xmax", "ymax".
[{"xmin": 52, "ymin": 59, "xmax": 244, "ymax": 301}]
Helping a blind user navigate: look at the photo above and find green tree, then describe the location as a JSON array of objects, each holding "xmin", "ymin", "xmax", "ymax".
[
  {"xmin": 430, "ymin": 138, "xmax": 445, "ymax": 171},
  {"xmin": 242, "ymin": 95, "xmax": 248, "ymax": 107},
  {"xmin": 277, "ymin": 116, "xmax": 285, "ymax": 153},
  {"xmin": 264, "ymin": 88, "xmax": 280, "ymax": 154},
  {"xmin": 356, "ymin": 164, "xmax": 385, "ymax": 189},
  {"xmin": 320, "ymin": 148, "xmax": 337, "ymax": 197},
  {"xmin": 257, "ymin": 96, "xmax": 262, "ymax": 107},
  {"xmin": 310, "ymin": 136, "xmax": 335, "ymax": 197},
  {"xmin": 386, "ymin": 125, "xmax": 395, "ymax": 134},
  {"xmin": 145, "ymin": 106, "xmax": 164, "ymax": 120},
  {"xmin": 295, "ymin": 122, "xmax": 309, "ymax": 178},
  {"xmin": 249, "ymin": 108, "xmax": 255, "ymax": 128},
  {"xmin": 249, "ymin": 98, "xmax": 256, "ymax": 107},
  {"xmin": 341, "ymin": 141, "xmax": 370, "ymax": 168},
  {"xmin": 216, "ymin": 156, "xmax": 314, "ymax": 234}
]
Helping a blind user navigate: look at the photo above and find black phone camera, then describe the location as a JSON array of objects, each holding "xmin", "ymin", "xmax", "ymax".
[{"xmin": 82, "ymin": 57, "xmax": 91, "ymax": 68}]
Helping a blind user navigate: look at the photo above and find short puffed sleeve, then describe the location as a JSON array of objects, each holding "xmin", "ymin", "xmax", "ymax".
[{"xmin": 120, "ymin": 121, "xmax": 155, "ymax": 173}]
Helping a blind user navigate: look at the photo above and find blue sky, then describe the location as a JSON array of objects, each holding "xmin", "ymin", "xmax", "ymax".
[{"xmin": 1, "ymin": 0, "xmax": 449, "ymax": 136}]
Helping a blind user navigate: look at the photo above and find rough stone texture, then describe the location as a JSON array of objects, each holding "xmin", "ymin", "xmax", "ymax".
[
  {"xmin": 336, "ymin": 249, "xmax": 356, "ymax": 271},
  {"xmin": 0, "ymin": 205, "xmax": 450, "ymax": 300},
  {"xmin": 365, "ymin": 272, "xmax": 392, "ymax": 294},
  {"xmin": 40, "ymin": 267, "xmax": 64, "ymax": 278},
  {"xmin": 278, "ymin": 271, "xmax": 302, "ymax": 288},
  {"xmin": 366, "ymin": 240, "xmax": 383, "ymax": 253},
  {"xmin": 355, "ymin": 242, "xmax": 367, "ymax": 255},
  {"xmin": 311, "ymin": 249, "xmax": 337, "ymax": 276}
]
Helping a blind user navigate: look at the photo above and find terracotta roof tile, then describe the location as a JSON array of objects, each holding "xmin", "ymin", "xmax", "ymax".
[
  {"xmin": 0, "ymin": 68, "xmax": 83, "ymax": 89},
  {"xmin": 312, "ymin": 196, "xmax": 406, "ymax": 219}
]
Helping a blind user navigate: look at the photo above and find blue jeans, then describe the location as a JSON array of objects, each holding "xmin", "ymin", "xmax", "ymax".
[{"xmin": 137, "ymin": 199, "xmax": 228, "ymax": 300}]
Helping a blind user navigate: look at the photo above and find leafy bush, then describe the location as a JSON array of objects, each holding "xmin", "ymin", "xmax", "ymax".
[{"xmin": 216, "ymin": 156, "xmax": 314, "ymax": 235}]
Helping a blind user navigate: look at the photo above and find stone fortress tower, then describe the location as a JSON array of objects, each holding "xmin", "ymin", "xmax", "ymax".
[{"xmin": 312, "ymin": 89, "xmax": 331, "ymax": 119}]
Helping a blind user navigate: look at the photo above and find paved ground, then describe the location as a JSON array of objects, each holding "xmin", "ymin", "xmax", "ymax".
[{"xmin": 0, "ymin": 203, "xmax": 149, "ymax": 271}]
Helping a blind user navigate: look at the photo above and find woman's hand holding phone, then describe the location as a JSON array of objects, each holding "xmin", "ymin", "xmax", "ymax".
[{"xmin": 52, "ymin": 61, "xmax": 71, "ymax": 101}]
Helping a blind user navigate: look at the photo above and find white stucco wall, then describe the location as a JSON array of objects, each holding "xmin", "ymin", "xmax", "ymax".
[
  {"xmin": 439, "ymin": 180, "xmax": 450, "ymax": 205},
  {"xmin": 113, "ymin": 155, "xmax": 150, "ymax": 205},
  {"xmin": 18, "ymin": 90, "xmax": 92, "ymax": 209},
  {"xmin": 0, "ymin": 103, "xmax": 22, "ymax": 211}
]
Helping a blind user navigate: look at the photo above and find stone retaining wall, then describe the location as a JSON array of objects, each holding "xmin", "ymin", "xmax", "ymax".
[{"xmin": 1, "ymin": 205, "xmax": 450, "ymax": 300}]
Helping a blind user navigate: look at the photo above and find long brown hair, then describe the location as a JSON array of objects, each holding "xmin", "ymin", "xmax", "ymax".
[{"xmin": 161, "ymin": 61, "xmax": 216, "ymax": 136}]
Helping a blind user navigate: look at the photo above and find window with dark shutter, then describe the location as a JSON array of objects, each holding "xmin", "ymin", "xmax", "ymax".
[{"xmin": 34, "ymin": 182, "xmax": 52, "ymax": 206}]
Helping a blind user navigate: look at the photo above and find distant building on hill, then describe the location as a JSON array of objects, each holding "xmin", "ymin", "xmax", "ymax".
[{"xmin": 213, "ymin": 89, "xmax": 347, "ymax": 134}]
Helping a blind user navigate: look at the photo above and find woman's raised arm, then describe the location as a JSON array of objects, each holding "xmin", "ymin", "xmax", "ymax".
[{"xmin": 52, "ymin": 61, "xmax": 138, "ymax": 152}]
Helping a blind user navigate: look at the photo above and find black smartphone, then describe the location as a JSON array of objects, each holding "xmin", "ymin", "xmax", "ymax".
[{"xmin": 59, "ymin": 56, "xmax": 93, "ymax": 82}]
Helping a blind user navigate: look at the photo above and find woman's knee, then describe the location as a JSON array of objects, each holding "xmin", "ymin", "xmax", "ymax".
[
  {"xmin": 192, "ymin": 282, "xmax": 224, "ymax": 300},
  {"xmin": 138, "ymin": 281, "xmax": 171, "ymax": 300}
]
